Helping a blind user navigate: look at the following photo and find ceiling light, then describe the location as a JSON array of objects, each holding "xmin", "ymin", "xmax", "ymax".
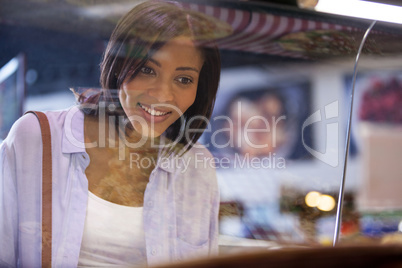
[
  {"xmin": 299, "ymin": 0, "xmax": 402, "ymax": 25},
  {"xmin": 78, "ymin": 1, "xmax": 143, "ymax": 19},
  {"xmin": 305, "ymin": 191, "xmax": 321, "ymax": 207},
  {"xmin": 317, "ymin": 195, "xmax": 336, "ymax": 212}
]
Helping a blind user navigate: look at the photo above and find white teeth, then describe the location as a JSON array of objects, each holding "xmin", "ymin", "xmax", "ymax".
[{"xmin": 139, "ymin": 104, "xmax": 169, "ymax": 116}]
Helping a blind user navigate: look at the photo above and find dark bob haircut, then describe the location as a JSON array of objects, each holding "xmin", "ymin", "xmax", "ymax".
[{"xmin": 76, "ymin": 0, "xmax": 231, "ymax": 151}]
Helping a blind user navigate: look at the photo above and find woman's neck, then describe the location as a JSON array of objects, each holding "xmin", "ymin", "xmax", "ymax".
[
  {"xmin": 83, "ymin": 114, "xmax": 158, "ymax": 206},
  {"xmin": 84, "ymin": 114, "xmax": 160, "ymax": 154}
]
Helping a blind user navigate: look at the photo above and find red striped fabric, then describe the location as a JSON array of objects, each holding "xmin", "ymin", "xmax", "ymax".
[
  {"xmin": 179, "ymin": 3, "xmax": 373, "ymax": 58},
  {"xmin": 180, "ymin": 2, "xmax": 250, "ymax": 33}
]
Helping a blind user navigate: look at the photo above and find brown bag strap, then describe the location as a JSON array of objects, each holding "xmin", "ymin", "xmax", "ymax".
[{"xmin": 25, "ymin": 111, "xmax": 52, "ymax": 268}]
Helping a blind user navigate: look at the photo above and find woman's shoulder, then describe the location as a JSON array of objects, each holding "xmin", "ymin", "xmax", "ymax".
[
  {"xmin": 6, "ymin": 112, "xmax": 42, "ymax": 145},
  {"xmin": 4, "ymin": 106, "xmax": 80, "ymax": 146}
]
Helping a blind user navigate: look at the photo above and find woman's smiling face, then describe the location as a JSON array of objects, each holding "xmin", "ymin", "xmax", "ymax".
[{"xmin": 119, "ymin": 37, "xmax": 204, "ymax": 138}]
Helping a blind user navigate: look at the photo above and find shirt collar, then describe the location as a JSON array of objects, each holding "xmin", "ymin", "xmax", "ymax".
[
  {"xmin": 154, "ymin": 137, "xmax": 191, "ymax": 174},
  {"xmin": 155, "ymin": 154, "xmax": 176, "ymax": 173}
]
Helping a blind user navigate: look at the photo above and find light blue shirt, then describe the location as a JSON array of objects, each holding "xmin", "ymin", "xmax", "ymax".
[{"xmin": 0, "ymin": 106, "xmax": 219, "ymax": 267}]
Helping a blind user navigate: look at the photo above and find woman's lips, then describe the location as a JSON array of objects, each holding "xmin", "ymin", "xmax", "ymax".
[
  {"xmin": 138, "ymin": 103, "xmax": 171, "ymax": 116},
  {"xmin": 136, "ymin": 102, "xmax": 172, "ymax": 123}
]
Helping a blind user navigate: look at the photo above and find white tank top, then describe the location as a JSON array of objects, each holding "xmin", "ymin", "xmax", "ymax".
[{"xmin": 78, "ymin": 191, "xmax": 147, "ymax": 267}]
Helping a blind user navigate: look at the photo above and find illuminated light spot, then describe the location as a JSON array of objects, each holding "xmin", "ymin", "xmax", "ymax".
[
  {"xmin": 305, "ymin": 191, "xmax": 321, "ymax": 207},
  {"xmin": 398, "ymin": 221, "xmax": 402, "ymax": 232},
  {"xmin": 317, "ymin": 195, "xmax": 336, "ymax": 212}
]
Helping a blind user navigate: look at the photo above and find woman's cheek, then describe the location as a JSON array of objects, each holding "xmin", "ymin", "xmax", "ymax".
[{"xmin": 119, "ymin": 89, "xmax": 131, "ymax": 111}]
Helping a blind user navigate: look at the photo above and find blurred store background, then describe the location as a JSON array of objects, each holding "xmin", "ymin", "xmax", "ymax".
[{"xmin": 1, "ymin": 0, "xmax": 402, "ymax": 252}]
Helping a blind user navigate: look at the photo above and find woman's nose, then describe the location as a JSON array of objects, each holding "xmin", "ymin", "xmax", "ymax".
[{"xmin": 148, "ymin": 80, "xmax": 174, "ymax": 103}]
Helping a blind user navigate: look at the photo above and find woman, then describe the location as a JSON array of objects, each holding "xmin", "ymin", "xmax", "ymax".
[{"xmin": 0, "ymin": 1, "xmax": 229, "ymax": 267}]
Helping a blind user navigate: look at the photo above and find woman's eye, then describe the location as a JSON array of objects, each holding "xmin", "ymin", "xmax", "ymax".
[
  {"xmin": 177, "ymin": 77, "xmax": 193, "ymax": 85},
  {"xmin": 140, "ymin": 66, "xmax": 155, "ymax": 75}
]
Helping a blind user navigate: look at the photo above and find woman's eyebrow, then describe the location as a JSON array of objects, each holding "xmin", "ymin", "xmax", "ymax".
[
  {"xmin": 176, "ymin": 67, "xmax": 199, "ymax": 73},
  {"xmin": 148, "ymin": 58, "xmax": 199, "ymax": 73},
  {"xmin": 148, "ymin": 58, "xmax": 161, "ymax": 67}
]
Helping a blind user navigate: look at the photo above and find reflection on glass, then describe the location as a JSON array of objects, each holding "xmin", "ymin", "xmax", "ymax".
[{"xmin": 1, "ymin": 0, "xmax": 402, "ymax": 263}]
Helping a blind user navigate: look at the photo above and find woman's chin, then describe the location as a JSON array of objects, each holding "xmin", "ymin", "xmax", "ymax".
[{"xmin": 132, "ymin": 125, "xmax": 164, "ymax": 139}]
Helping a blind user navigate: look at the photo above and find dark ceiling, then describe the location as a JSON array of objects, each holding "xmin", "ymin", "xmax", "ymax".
[
  {"xmin": 0, "ymin": 0, "xmax": 141, "ymax": 39},
  {"xmin": 0, "ymin": 0, "xmax": 145, "ymax": 94},
  {"xmin": 0, "ymin": 0, "xmax": 304, "ymax": 95}
]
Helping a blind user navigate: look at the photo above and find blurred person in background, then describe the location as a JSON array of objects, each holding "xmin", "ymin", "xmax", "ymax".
[{"xmin": 220, "ymin": 89, "xmax": 289, "ymax": 159}]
